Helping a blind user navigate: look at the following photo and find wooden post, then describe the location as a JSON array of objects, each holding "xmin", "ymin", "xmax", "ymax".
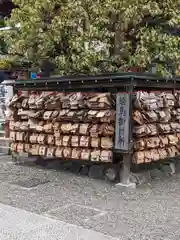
[
  {"xmin": 116, "ymin": 154, "xmax": 135, "ymax": 188},
  {"xmin": 115, "ymin": 84, "xmax": 136, "ymax": 188}
]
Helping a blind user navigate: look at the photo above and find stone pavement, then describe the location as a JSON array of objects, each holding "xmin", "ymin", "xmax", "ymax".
[
  {"xmin": 0, "ymin": 203, "xmax": 118, "ymax": 240},
  {"xmin": 0, "ymin": 155, "xmax": 180, "ymax": 240}
]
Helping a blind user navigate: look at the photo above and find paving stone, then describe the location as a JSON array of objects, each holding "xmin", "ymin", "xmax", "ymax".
[
  {"xmin": 160, "ymin": 163, "xmax": 175, "ymax": 175},
  {"xmin": 150, "ymin": 168, "xmax": 166, "ymax": 179},
  {"xmin": 0, "ymin": 203, "xmax": 119, "ymax": 240},
  {"xmin": 130, "ymin": 172, "xmax": 151, "ymax": 185},
  {"xmin": 12, "ymin": 178, "xmax": 50, "ymax": 188},
  {"xmin": 88, "ymin": 165, "xmax": 104, "ymax": 179},
  {"xmin": 79, "ymin": 165, "xmax": 89, "ymax": 176}
]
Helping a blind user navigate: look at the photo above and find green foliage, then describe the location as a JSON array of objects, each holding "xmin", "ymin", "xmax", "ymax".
[
  {"xmin": 2, "ymin": 0, "xmax": 180, "ymax": 75},
  {"xmin": 0, "ymin": 19, "xmax": 7, "ymax": 55},
  {"xmin": 0, "ymin": 19, "xmax": 5, "ymax": 28},
  {"xmin": 0, "ymin": 38, "xmax": 7, "ymax": 55}
]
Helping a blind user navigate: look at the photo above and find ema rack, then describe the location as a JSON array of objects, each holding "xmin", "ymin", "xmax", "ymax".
[{"xmin": 5, "ymin": 72, "xmax": 180, "ymax": 186}]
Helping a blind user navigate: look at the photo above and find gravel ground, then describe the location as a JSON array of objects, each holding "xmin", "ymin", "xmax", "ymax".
[{"xmin": 0, "ymin": 155, "xmax": 180, "ymax": 240}]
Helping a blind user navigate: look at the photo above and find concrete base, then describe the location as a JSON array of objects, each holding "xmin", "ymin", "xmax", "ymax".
[
  {"xmin": 116, "ymin": 182, "xmax": 136, "ymax": 189},
  {"xmin": 0, "ymin": 146, "xmax": 9, "ymax": 155},
  {"xmin": 0, "ymin": 137, "xmax": 10, "ymax": 155}
]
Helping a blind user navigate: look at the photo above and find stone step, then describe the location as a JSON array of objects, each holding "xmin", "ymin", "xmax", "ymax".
[{"xmin": 0, "ymin": 137, "xmax": 10, "ymax": 154}]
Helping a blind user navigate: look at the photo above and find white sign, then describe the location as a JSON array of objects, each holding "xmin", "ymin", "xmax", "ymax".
[{"xmin": 0, "ymin": 84, "xmax": 13, "ymax": 120}]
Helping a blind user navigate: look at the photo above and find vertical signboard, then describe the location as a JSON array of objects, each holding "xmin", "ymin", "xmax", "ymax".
[
  {"xmin": 115, "ymin": 92, "xmax": 131, "ymax": 151},
  {"xmin": 0, "ymin": 84, "xmax": 13, "ymax": 120}
]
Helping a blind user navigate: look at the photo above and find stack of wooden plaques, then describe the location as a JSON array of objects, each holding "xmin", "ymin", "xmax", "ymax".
[
  {"xmin": 8, "ymin": 92, "xmax": 115, "ymax": 163},
  {"xmin": 132, "ymin": 91, "xmax": 180, "ymax": 164}
]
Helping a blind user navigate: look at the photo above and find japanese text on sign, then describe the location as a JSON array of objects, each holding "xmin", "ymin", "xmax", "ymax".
[{"xmin": 115, "ymin": 93, "xmax": 130, "ymax": 151}]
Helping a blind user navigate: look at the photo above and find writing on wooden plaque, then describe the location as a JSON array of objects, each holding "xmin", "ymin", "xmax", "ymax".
[{"xmin": 115, "ymin": 93, "xmax": 130, "ymax": 151}]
